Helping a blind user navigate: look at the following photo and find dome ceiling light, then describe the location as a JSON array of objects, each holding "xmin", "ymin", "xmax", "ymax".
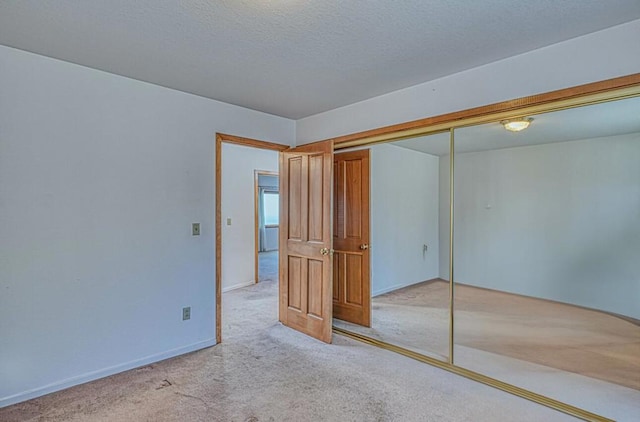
[{"xmin": 501, "ymin": 117, "xmax": 533, "ymax": 132}]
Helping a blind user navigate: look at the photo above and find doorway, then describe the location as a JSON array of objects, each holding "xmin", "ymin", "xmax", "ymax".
[
  {"xmin": 255, "ymin": 171, "xmax": 279, "ymax": 288},
  {"xmin": 215, "ymin": 133, "xmax": 288, "ymax": 343}
]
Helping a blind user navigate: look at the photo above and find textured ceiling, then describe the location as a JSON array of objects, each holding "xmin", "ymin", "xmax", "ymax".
[{"xmin": 1, "ymin": 1, "xmax": 640, "ymax": 119}]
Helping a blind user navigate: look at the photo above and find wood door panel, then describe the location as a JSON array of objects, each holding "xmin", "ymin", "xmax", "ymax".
[
  {"xmin": 333, "ymin": 149, "xmax": 371, "ymax": 327},
  {"xmin": 308, "ymin": 153, "xmax": 325, "ymax": 243},
  {"xmin": 335, "ymin": 164, "xmax": 343, "ymax": 238},
  {"xmin": 345, "ymin": 159, "xmax": 363, "ymax": 239},
  {"xmin": 332, "ymin": 253, "xmax": 341, "ymax": 302},
  {"xmin": 307, "ymin": 259, "xmax": 324, "ymax": 318},
  {"xmin": 333, "ymin": 251, "xmax": 369, "ymax": 324},
  {"xmin": 287, "ymin": 156, "xmax": 303, "ymax": 240},
  {"xmin": 345, "ymin": 253, "xmax": 363, "ymax": 305},
  {"xmin": 287, "ymin": 256, "xmax": 303, "ymax": 311},
  {"xmin": 279, "ymin": 140, "xmax": 333, "ymax": 343}
]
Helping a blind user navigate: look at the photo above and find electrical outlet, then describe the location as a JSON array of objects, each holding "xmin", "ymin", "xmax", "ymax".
[
  {"xmin": 192, "ymin": 223, "xmax": 200, "ymax": 236},
  {"xmin": 182, "ymin": 306, "xmax": 191, "ymax": 320}
]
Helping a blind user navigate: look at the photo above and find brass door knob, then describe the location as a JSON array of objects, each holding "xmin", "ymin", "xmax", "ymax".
[
  {"xmin": 359, "ymin": 244, "xmax": 369, "ymax": 250},
  {"xmin": 320, "ymin": 247, "xmax": 330, "ymax": 256}
]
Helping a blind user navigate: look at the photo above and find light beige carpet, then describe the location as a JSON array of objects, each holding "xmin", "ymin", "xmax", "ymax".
[
  {"xmin": 258, "ymin": 250, "xmax": 278, "ymax": 283},
  {"xmin": 1, "ymin": 274, "xmax": 580, "ymax": 421},
  {"xmin": 336, "ymin": 279, "xmax": 640, "ymax": 391}
]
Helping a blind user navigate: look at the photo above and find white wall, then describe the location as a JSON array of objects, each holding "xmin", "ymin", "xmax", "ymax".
[
  {"xmin": 0, "ymin": 46, "xmax": 294, "ymax": 407},
  {"xmin": 221, "ymin": 144, "xmax": 278, "ymax": 291},
  {"xmin": 296, "ymin": 19, "xmax": 640, "ymax": 144},
  {"xmin": 439, "ymin": 134, "xmax": 640, "ymax": 319},
  {"xmin": 369, "ymin": 144, "xmax": 440, "ymax": 296}
]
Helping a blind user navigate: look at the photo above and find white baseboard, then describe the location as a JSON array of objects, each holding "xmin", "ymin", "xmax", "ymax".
[
  {"xmin": 0, "ymin": 338, "xmax": 217, "ymax": 408},
  {"xmin": 372, "ymin": 283, "xmax": 410, "ymax": 297},
  {"xmin": 372, "ymin": 278, "xmax": 440, "ymax": 297},
  {"xmin": 222, "ymin": 280, "xmax": 255, "ymax": 292}
]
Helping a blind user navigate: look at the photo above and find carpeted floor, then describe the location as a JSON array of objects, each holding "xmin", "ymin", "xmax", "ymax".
[
  {"xmin": 257, "ymin": 250, "xmax": 278, "ymax": 283},
  {"xmin": 1, "ymin": 256, "xmax": 582, "ymax": 422},
  {"xmin": 454, "ymin": 281, "xmax": 640, "ymax": 391},
  {"xmin": 334, "ymin": 279, "xmax": 640, "ymax": 420},
  {"xmin": 336, "ymin": 279, "xmax": 640, "ymax": 390}
]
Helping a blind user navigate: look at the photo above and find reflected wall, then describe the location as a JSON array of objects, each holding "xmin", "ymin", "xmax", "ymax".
[{"xmin": 452, "ymin": 97, "xmax": 640, "ymax": 418}]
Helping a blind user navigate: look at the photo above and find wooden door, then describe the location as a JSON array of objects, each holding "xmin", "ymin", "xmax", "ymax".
[
  {"xmin": 279, "ymin": 140, "xmax": 334, "ymax": 343},
  {"xmin": 333, "ymin": 149, "xmax": 371, "ymax": 327}
]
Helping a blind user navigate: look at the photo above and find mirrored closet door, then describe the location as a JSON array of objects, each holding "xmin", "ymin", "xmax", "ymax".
[
  {"xmin": 333, "ymin": 131, "xmax": 451, "ymax": 362},
  {"xmin": 452, "ymin": 96, "xmax": 640, "ymax": 419},
  {"xmin": 329, "ymin": 77, "xmax": 640, "ymax": 421}
]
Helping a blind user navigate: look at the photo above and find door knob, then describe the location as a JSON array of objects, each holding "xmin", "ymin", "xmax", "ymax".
[
  {"xmin": 359, "ymin": 244, "xmax": 369, "ymax": 250},
  {"xmin": 320, "ymin": 247, "xmax": 330, "ymax": 256}
]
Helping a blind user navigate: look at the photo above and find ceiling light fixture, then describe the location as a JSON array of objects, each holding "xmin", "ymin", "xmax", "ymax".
[{"xmin": 500, "ymin": 117, "xmax": 533, "ymax": 132}]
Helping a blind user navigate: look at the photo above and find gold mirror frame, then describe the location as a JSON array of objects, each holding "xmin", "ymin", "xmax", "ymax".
[{"xmin": 329, "ymin": 73, "xmax": 640, "ymax": 422}]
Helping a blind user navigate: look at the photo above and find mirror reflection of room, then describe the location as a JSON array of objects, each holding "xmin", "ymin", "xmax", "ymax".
[
  {"xmin": 450, "ymin": 96, "xmax": 640, "ymax": 418},
  {"xmin": 333, "ymin": 132, "xmax": 451, "ymax": 362}
]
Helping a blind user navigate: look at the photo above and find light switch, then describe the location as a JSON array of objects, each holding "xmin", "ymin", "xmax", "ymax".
[
  {"xmin": 226, "ymin": 217, "xmax": 232, "ymax": 226},
  {"xmin": 192, "ymin": 223, "xmax": 200, "ymax": 236}
]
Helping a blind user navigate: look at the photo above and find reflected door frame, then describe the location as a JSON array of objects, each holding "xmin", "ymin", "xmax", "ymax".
[{"xmin": 333, "ymin": 149, "xmax": 371, "ymax": 327}]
